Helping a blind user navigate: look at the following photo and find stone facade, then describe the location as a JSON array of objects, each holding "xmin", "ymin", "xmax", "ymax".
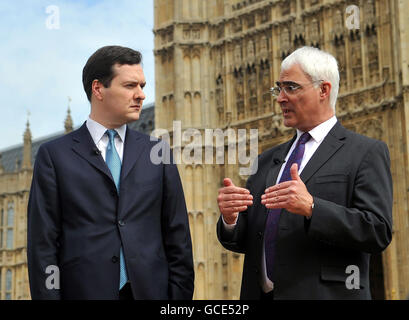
[{"xmin": 154, "ymin": 0, "xmax": 409, "ymax": 299}]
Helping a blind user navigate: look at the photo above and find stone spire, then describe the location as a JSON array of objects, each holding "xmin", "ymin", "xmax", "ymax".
[
  {"xmin": 22, "ymin": 116, "xmax": 32, "ymax": 170},
  {"xmin": 64, "ymin": 97, "xmax": 73, "ymax": 133}
]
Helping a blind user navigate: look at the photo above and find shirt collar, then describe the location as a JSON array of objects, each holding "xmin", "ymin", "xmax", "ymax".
[
  {"xmin": 296, "ymin": 115, "xmax": 337, "ymax": 143},
  {"xmin": 86, "ymin": 117, "xmax": 127, "ymax": 145}
]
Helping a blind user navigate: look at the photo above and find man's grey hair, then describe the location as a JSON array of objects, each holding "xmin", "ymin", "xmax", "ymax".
[{"xmin": 281, "ymin": 46, "xmax": 340, "ymax": 110}]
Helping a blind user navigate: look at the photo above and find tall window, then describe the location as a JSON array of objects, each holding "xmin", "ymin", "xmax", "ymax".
[
  {"xmin": 0, "ymin": 268, "xmax": 2, "ymax": 300},
  {"xmin": 5, "ymin": 269, "xmax": 12, "ymax": 300},
  {"xmin": 6, "ymin": 202, "xmax": 14, "ymax": 249},
  {"xmin": 0, "ymin": 208, "xmax": 3, "ymax": 249}
]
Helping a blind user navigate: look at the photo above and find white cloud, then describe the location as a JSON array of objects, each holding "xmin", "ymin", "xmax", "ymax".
[{"xmin": 0, "ymin": 0, "xmax": 155, "ymax": 150}]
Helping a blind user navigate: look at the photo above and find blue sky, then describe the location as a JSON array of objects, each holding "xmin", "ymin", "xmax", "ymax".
[{"xmin": 0, "ymin": 0, "xmax": 154, "ymax": 150}]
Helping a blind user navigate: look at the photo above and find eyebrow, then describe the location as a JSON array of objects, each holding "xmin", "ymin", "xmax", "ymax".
[
  {"xmin": 122, "ymin": 80, "xmax": 146, "ymax": 86},
  {"xmin": 276, "ymin": 81, "xmax": 299, "ymax": 87}
]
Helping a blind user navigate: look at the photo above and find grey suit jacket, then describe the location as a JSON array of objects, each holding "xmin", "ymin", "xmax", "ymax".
[{"xmin": 217, "ymin": 122, "xmax": 393, "ymax": 299}]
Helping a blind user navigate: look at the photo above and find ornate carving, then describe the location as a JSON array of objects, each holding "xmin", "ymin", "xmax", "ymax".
[
  {"xmin": 234, "ymin": 44, "xmax": 242, "ymax": 65},
  {"xmin": 350, "ymin": 31, "xmax": 363, "ymax": 86},
  {"xmin": 364, "ymin": 0, "xmax": 376, "ymax": 27},
  {"xmin": 259, "ymin": 35, "xmax": 268, "ymax": 59},
  {"xmin": 192, "ymin": 29, "xmax": 200, "ymax": 40},
  {"xmin": 216, "ymin": 75, "xmax": 224, "ymax": 115},
  {"xmin": 360, "ymin": 118, "xmax": 383, "ymax": 141},
  {"xmin": 335, "ymin": 44, "xmax": 347, "ymax": 90},
  {"xmin": 333, "ymin": 9, "xmax": 343, "ymax": 36},
  {"xmin": 294, "ymin": 19, "xmax": 306, "ymax": 48},
  {"xmin": 247, "ymin": 40, "xmax": 255, "ymax": 63},
  {"xmin": 282, "ymin": 0, "xmax": 291, "ymax": 15},
  {"xmin": 216, "ymin": 24, "xmax": 224, "ymax": 39},
  {"xmin": 367, "ymin": 33, "xmax": 379, "ymax": 83},
  {"xmin": 247, "ymin": 14, "xmax": 255, "ymax": 29},
  {"xmin": 232, "ymin": 18, "xmax": 242, "ymax": 33},
  {"xmin": 309, "ymin": 18, "xmax": 320, "ymax": 47},
  {"xmin": 281, "ymin": 27, "xmax": 291, "ymax": 59},
  {"xmin": 183, "ymin": 28, "xmax": 191, "ymax": 40},
  {"xmin": 234, "ymin": 67, "xmax": 245, "ymax": 119}
]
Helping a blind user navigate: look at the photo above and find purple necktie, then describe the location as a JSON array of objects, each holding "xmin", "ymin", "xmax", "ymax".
[{"xmin": 264, "ymin": 132, "xmax": 311, "ymax": 282}]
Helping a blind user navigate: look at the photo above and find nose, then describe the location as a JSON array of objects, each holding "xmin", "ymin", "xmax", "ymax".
[
  {"xmin": 134, "ymin": 85, "xmax": 146, "ymax": 101},
  {"xmin": 276, "ymin": 89, "xmax": 288, "ymax": 103}
]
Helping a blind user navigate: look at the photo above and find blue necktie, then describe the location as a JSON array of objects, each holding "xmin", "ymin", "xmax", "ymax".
[
  {"xmin": 264, "ymin": 132, "xmax": 311, "ymax": 282},
  {"xmin": 105, "ymin": 129, "xmax": 128, "ymax": 290}
]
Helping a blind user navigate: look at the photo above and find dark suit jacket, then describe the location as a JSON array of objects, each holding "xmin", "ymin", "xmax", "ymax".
[
  {"xmin": 217, "ymin": 122, "xmax": 393, "ymax": 299},
  {"xmin": 27, "ymin": 123, "xmax": 194, "ymax": 299}
]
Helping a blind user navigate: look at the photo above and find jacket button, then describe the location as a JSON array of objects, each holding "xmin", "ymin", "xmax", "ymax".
[
  {"xmin": 254, "ymin": 268, "xmax": 259, "ymax": 274},
  {"xmin": 111, "ymin": 256, "xmax": 119, "ymax": 263},
  {"xmin": 257, "ymin": 231, "xmax": 263, "ymax": 239},
  {"xmin": 110, "ymin": 190, "xmax": 116, "ymax": 197},
  {"xmin": 118, "ymin": 220, "xmax": 125, "ymax": 227}
]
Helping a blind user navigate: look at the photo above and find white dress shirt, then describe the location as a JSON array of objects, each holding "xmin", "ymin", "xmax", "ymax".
[
  {"xmin": 86, "ymin": 117, "xmax": 127, "ymax": 162},
  {"xmin": 223, "ymin": 115, "xmax": 338, "ymax": 293}
]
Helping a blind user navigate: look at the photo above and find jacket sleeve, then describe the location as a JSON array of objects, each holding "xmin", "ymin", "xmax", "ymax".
[
  {"xmin": 305, "ymin": 140, "xmax": 393, "ymax": 253},
  {"xmin": 161, "ymin": 150, "xmax": 195, "ymax": 300},
  {"xmin": 27, "ymin": 144, "xmax": 62, "ymax": 299}
]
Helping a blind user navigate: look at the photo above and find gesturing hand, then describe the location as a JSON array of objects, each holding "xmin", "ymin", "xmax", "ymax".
[
  {"xmin": 217, "ymin": 178, "xmax": 253, "ymax": 225},
  {"xmin": 261, "ymin": 163, "xmax": 314, "ymax": 217}
]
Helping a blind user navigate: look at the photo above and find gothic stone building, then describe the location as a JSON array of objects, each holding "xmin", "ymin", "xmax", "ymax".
[
  {"xmin": 154, "ymin": 0, "xmax": 409, "ymax": 299},
  {"xmin": 0, "ymin": 104, "xmax": 154, "ymax": 299}
]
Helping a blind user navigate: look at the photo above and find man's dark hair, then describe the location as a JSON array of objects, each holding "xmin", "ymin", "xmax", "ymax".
[{"xmin": 82, "ymin": 45, "xmax": 142, "ymax": 102}]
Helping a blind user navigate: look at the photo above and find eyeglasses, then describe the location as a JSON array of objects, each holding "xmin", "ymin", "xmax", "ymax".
[{"xmin": 270, "ymin": 80, "xmax": 323, "ymax": 97}]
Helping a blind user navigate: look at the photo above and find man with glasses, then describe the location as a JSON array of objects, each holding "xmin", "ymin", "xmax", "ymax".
[{"xmin": 217, "ymin": 46, "xmax": 393, "ymax": 300}]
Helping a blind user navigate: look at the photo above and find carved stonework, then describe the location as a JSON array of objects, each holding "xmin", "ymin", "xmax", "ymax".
[
  {"xmin": 232, "ymin": 18, "xmax": 242, "ymax": 33},
  {"xmin": 259, "ymin": 35, "xmax": 268, "ymax": 59},
  {"xmin": 350, "ymin": 31, "xmax": 363, "ymax": 86},
  {"xmin": 335, "ymin": 44, "xmax": 347, "ymax": 90},
  {"xmin": 192, "ymin": 29, "xmax": 200, "ymax": 40},
  {"xmin": 364, "ymin": 0, "xmax": 376, "ymax": 27},
  {"xmin": 216, "ymin": 75, "xmax": 224, "ymax": 115},
  {"xmin": 234, "ymin": 44, "xmax": 242, "ymax": 66},
  {"xmin": 309, "ymin": 18, "xmax": 320, "ymax": 47},
  {"xmin": 294, "ymin": 19, "xmax": 306, "ymax": 48},
  {"xmin": 333, "ymin": 9, "xmax": 343, "ymax": 36},
  {"xmin": 282, "ymin": 0, "xmax": 290, "ymax": 15},
  {"xmin": 360, "ymin": 118, "xmax": 383, "ymax": 141},
  {"xmin": 247, "ymin": 40, "xmax": 255, "ymax": 63},
  {"xmin": 367, "ymin": 34, "xmax": 379, "ymax": 83},
  {"xmin": 247, "ymin": 14, "xmax": 255, "ymax": 29},
  {"xmin": 281, "ymin": 27, "xmax": 291, "ymax": 59}
]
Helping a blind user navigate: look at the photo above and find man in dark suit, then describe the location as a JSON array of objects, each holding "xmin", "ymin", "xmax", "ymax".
[
  {"xmin": 217, "ymin": 46, "xmax": 393, "ymax": 300},
  {"xmin": 27, "ymin": 45, "xmax": 194, "ymax": 300}
]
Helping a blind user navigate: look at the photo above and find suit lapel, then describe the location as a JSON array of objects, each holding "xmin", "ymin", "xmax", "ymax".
[
  {"xmin": 71, "ymin": 122, "xmax": 114, "ymax": 183},
  {"xmin": 121, "ymin": 127, "xmax": 146, "ymax": 182},
  {"xmin": 300, "ymin": 122, "xmax": 346, "ymax": 184},
  {"xmin": 265, "ymin": 135, "xmax": 296, "ymax": 189}
]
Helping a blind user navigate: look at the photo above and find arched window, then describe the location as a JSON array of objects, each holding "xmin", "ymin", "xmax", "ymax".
[
  {"xmin": 7, "ymin": 202, "xmax": 14, "ymax": 227},
  {"xmin": 0, "ymin": 209, "xmax": 3, "ymax": 249},
  {"xmin": 0, "ymin": 268, "xmax": 2, "ymax": 299},
  {"xmin": 5, "ymin": 269, "xmax": 12, "ymax": 300},
  {"xmin": 6, "ymin": 202, "xmax": 14, "ymax": 249}
]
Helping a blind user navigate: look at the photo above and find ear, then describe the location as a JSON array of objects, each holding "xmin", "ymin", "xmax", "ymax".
[
  {"xmin": 91, "ymin": 79, "xmax": 104, "ymax": 101},
  {"xmin": 319, "ymin": 81, "xmax": 332, "ymax": 100}
]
